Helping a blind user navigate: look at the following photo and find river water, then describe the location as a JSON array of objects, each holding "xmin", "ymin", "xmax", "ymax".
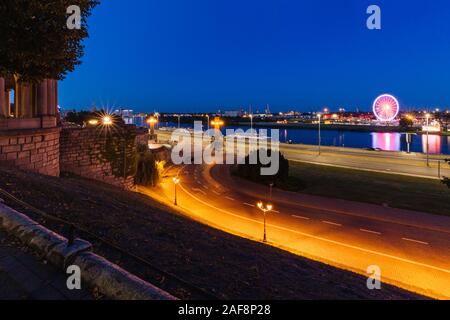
[{"xmin": 159, "ymin": 122, "xmax": 450, "ymax": 155}]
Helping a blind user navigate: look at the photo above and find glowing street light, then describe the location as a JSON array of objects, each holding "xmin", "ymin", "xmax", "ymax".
[
  {"xmin": 102, "ymin": 115, "xmax": 113, "ymax": 126},
  {"xmin": 173, "ymin": 177, "xmax": 180, "ymax": 206},
  {"xmin": 211, "ymin": 117, "xmax": 224, "ymax": 130},
  {"xmin": 147, "ymin": 116, "xmax": 158, "ymax": 137},
  {"xmin": 257, "ymin": 201, "xmax": 273, "ymax": 243},
  {"xmin": 426, "ymin": 113, "xmax": 431, "ymax": 167},
  {"xmin": 87, "ymin": 119, "xmax": 99, "ymax": 126},
  {"xmin": 317, "ymin": 113, "xmax": 322, "ymax": 155}
]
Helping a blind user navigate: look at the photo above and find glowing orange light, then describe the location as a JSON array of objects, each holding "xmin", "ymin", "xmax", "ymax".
[
  {"xmin": 147, "ymin": 117, "xmax": 158, "ymax": 125},
  {"xmin": 211, "ymin": 117, "xmax": 224, "ymax": 128},
  {"xmin": 102, "ymin": 115, "xmax": 113, "ymax": 126}
]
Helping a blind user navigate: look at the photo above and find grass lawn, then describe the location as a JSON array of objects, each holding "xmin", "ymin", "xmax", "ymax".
[{"xmin": 288, "ymin": 161, "xmax": 450, "ymax": 217}]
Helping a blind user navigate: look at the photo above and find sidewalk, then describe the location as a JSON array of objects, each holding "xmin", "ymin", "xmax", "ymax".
[{"xmin": 0, "ymin": 229, "xmax": 93, "ymax": 300}]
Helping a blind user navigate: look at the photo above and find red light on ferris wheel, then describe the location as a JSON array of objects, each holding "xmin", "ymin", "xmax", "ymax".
[{"xmin": 373, "ymin": 94, "xmax": 400, "ymax": 122}]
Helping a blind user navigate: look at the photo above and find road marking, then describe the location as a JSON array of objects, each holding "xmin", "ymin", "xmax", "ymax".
[
  {"xmin": 177, "ymin": 167, "xmax": 450, "ymax": 276},
  {"xmin": 243, "ymin": 203, "xmax": 255, "ymax": 207},
  {"xmin": 272, "ymin": 210, "xmax": 280, "ymax": 213},
  {"xmin": 292, "ymin": 215, "xmax": 310, "ymax": 220},
  {"xmin": 225, "ymin": 196, "xmax": 236, "ymax": 201},
  {"xmin": 322, "ymin": 221, "xmax": 342, "ymax": 227},
  {"xmin": 360, "ymin": 228, "xmax": 381, "ymax": 235},
  {"xmin": 402, "ymin": 238, "xmax": 429, "ymax": 245},
  {"xmin": 212, "ymin": 190, "xmax": 221, "ymax": 195},
  {"xmin": 202, "ymin": 185, "xmax": 209, "ymax": 190},
  {"xmin": 192, "ymin": 188, "xmax": 207, "ymax": 195}
]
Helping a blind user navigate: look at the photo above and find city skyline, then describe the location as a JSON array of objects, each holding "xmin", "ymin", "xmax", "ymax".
[{"xmin": 59, "ymin": 0, "xmax": 450, "ymax": 112}]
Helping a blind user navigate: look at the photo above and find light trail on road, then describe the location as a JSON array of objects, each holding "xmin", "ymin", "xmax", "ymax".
[{"xmin": 152, "ymin": 163, "xmax": 450, "ymax": 299}]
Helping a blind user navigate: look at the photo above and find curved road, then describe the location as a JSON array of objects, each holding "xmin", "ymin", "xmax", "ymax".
[{"xmin": 146, "ymin": 163, "xmax": 450, "ymax": 299}]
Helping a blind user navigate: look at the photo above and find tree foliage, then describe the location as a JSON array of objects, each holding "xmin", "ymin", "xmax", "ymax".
[
  {"xmin": 135, "ymin": 145, "xmax": 160, "ymax": 187},
  {"xmin": 399, "ymin": 117, "xmax": 414, "ymax": 130},
  {"xmin": 236, "ymin": 149, "xmax": 289, "ymax": 185},
  {"xmin": 0, "ymin": 0, "xmax": 99, "ymax": 82}
]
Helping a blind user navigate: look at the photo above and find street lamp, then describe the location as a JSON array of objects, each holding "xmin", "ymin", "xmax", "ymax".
[
  {"xmin": 173, "ymin": 177, "xmax": 180, "ymax": 206},
  {"xmin": 426, "ymin": 113, "xmax": 431, "ymax": 167},
  {"xmin": 147, "ymin": 116, "xmax": 158, "ymax": 138},
  {"xmin": 211, "ymin": 117, "xmax": 224, "ymax": 130},
  {"xmin": 317, "ymin": 113, "xmax": 322, "ymax": 155},
  {"xmin": 269, "ymin": 183, "xmax": 274, "ymax": 201},
  {"xmin": 206, "ymin": 115, "xmax": 210, "ymax": 131},
  {"xmin": 154, "ymin": 112, "xmax": 160, "ymax": 129},
  {"xmin": 257, "ymin": 201, "xmax": 273, "ymax": 243},
  {"xmin": 87, "ymin": 119, "xmax": 99, "ymax": 126},
  {"xmin": 249, "ymin": 114, "xmax": 253, "ymax": 132},
  {"xmin": 102, "ymin": 115, "xmax": 113, "ymax": 126}
]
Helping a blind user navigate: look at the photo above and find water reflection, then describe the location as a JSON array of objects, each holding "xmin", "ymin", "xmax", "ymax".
[
  {"xmin": 370, "ymin": 132, "xmax": 444, "ymax": 154},
  {"xmin": 422, "ymin": 134, "xmax": 442, "ymax": 155},
  {"xmin": 371, "ymin": 133, "xmax": 401, "ymax": 152},
  {"xmin": 163, "ymin": 122, "xmax": 449, "ymax": 154}
]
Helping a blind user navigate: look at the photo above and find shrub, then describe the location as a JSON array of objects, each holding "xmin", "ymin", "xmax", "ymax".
[
  {"xmin": 134, "ymin": 145, "xmax": 160, "ymax": 186},
  {"xmin": 235, "ymin": 149, "xmax": 289, "ymax": 185}
]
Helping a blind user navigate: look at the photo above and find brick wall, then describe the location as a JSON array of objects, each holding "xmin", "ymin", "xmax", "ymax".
[
  {"xmin": 60, "ymin": 126, "xmax": 148, "ymax": 190},
  {"xmin": 0, "ymin": 128, "xmax": 60, "ymax": 177}
]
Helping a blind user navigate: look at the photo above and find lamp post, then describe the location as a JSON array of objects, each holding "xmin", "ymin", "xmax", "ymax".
[
  {"xmin": 257, "ymin": 201, "xmax": 273, "ymax": 243},
  {"xmin": 178, "ymin": 115, "xmax": 181, "ymax": 129},
  {"xmin": 426, "ymin": 113, "xmax": 431, "ymax": 167},
  {"xmin": 147, "ymin": 116, "xmax": 158, "ymax": 140},
  {"xmin": 269, "ymin": 183, "xmax": 274, "ymax": 201},
  {"xmin": 206, "ymin": 115, "xmax": 210, "ymax": 131},
  {"xmin": 317, "ymin": 113, "xmax": 322, "ymax": 155},
  {"xmin": 154, "ymin": 112, "xmax": 160, "ymax": 130},
  {"xmin": 173, "ymin": 177, "xmax": 180, "ymax": 206},
  {"xmin": 249, "ymin": 114, "xmax": 253, "ymax": 132}
]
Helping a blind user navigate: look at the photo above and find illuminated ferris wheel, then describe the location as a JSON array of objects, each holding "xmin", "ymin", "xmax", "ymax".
[{"xmin": 372, "ymin": 94, "xmax": 400, "ymax": 122}]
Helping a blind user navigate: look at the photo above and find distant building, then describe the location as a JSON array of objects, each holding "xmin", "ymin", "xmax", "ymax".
[{"xmin": 223, "ymin": 110, "xmax": 243, "ymax": 117}]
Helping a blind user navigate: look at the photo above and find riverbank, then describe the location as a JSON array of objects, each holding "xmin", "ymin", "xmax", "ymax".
[{"xmin": 235, "ymin": 121, "xmax": 450, "ymax": 136}]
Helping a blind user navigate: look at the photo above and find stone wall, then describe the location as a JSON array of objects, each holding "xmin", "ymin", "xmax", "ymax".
[
  {"xmin": 60, "ymin": 126, "xmax": 148, "ymax": 190},
  {"xmin": 0, "ymin": 127, "xmax": 60, "ymax": 176}
]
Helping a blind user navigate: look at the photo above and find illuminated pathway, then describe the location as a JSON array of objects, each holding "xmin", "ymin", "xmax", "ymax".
[{"xmin": 141, "ymin": 163, "xmax": 450, "ymax": 299}]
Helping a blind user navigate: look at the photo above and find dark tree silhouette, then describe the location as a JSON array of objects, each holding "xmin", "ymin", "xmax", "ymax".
[
  {"xmin": 0, "ymin": 0, "xmax": 99, "ymax": 83},
  {"xmin": 236, "ymin": 149, "xmax": 289, "ymax": 185}
]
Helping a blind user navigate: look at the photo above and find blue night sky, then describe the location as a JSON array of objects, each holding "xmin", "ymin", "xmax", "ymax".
[{"xmin": 59, "ymin": 0, "xmax": 450, "ymax": 113}]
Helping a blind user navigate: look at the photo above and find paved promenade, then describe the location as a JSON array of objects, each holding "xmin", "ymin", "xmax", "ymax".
[{"xmin": 0, "ymin": 229, "xmax": 93, "ymax": 300}]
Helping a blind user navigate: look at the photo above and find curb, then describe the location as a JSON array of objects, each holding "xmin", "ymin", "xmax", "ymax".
[{"xmin": 0, "ymin": 202, "xmax": 176, "ymax": 300}]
